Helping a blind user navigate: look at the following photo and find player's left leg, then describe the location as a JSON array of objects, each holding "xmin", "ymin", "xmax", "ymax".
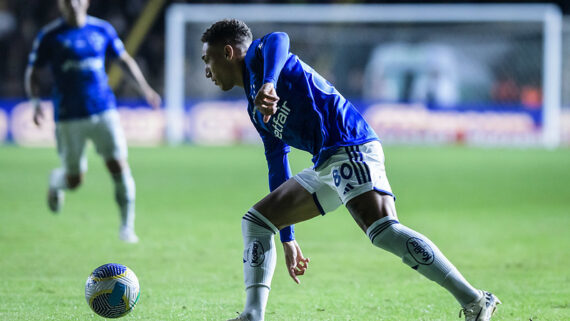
[
  {"xmin": 91, "ymin": 109, "xmax": 137, "ymax": 243},
  {"xmin": 347, "ymin": 191, "xmax": 500, "ymax": 319},
  {"xmin": 347, "ymin": 192, "xmax": 484, "ymax": 305},
  {"xmin": 105, "ymin": 158, "xmax": 137, "ymax": 243},
  {"xmin": 341, "ymin": 142, "xmax": 499, "ymax": 319}
]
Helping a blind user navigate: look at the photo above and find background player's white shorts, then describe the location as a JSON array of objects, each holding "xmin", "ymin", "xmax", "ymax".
[
  {"xmin": 293, "ymin": 140, "xmax": 393, "ymax": 215},
  {"xmin": 55, "ymin": 109, "xmax": 127, "ymax": 175}
]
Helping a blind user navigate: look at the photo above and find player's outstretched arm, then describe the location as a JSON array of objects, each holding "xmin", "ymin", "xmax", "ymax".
[
  {"xmin": 118, "ymin": 52, "xmax": 161, "ymax": 109},
  {"xmin": 283, "ymin": 240, "xmax": 310, "ymax": 284},
  {"xmin": 24, "ymin": 65, "xmax": 44, "ymax": 127}
]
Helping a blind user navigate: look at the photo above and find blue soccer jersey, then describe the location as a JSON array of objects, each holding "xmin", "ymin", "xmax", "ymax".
[
  {"xmin": 244, "ymin": 32, "xmax": 379, "ymax": 173},
  {"xmin": 28, "ymin": 16, "xmax": 125, "ymax": 121},
  {"xmin": 243, "ymin": 32, "xmax": 379, "ymax": 242}
]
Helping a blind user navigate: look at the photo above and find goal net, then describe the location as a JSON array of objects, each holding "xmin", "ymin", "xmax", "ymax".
[{"xmin": 165, "ymin": 3, "xmax": 562, "ymax": 148}]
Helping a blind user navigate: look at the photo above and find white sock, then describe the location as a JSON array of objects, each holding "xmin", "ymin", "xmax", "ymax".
[
  {"xmin": 367, "ymin": 216, "xmax": 481, "ymax": 307},
  {"xmin": 49, "ymin": 168, "xmax": 67, "ymax": 190},
  {"xmin": 111, "ymin": 169, "xmax": 136, "ymax": 231},
  {"xmin": 244, "ymin": 286, "xmax": 270, "ymax": 321},
  {"xmin": 241, "ymin": 208, "xmax": 278, "ymax": 321}
]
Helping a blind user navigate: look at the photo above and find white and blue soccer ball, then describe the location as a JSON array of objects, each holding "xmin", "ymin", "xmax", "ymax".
[{"xmin": 85, "ymin": 263, "xmax": 140, "ymax": 318}]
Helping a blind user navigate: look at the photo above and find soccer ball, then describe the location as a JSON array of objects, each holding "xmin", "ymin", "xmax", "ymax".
[{"xmin": 85, "ymin": 263, "xmax": 140, "ymax": 318}]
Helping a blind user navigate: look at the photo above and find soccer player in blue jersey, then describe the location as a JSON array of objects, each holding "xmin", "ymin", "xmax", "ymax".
[
  {"xmin": 201, "ymin": 20, "xmax": 501, "ymax": 321},
  {"xmin": 24, "ymin": 0, "xmax": 161, "ymax": 243}
]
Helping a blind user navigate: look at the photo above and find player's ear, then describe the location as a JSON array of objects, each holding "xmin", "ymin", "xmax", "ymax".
[{"xmin": 223, "ymin": 45, "xmax": 234, "ymax": 61}]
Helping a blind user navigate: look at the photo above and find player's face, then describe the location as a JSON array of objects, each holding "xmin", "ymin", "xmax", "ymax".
[
  {"xmin": 202, "ymin": 42, "xmax": 235, "ymax": 91},
  {"xmin": 58, "ymin": 0, "xmax": 89, "ymax": 23}
]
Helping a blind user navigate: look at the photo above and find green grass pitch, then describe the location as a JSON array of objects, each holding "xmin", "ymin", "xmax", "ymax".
[{"xmin": 0, "ymin": 145, "xmax": 569, "ymax": 320}]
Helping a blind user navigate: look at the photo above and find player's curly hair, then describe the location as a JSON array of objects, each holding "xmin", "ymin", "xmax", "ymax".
[{"xmin": 201, "ymin": 19, "xmax": 252, "ymax": 46}]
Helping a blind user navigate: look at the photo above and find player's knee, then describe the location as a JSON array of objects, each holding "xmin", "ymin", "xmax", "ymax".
[
  {"xmin": 367, "ymin": 217, "xmax": 403, "ymax": 252},
  {"xmin": 66, "ymin": 175, "xmax": 82, "ymax": 190},
  {"xmin": 242, "ymin": 209, "xmax": 278, "ymax": 237},
  {"xmin": 106, "ymin": 159, "xmax": 127, "ymax": 174}
]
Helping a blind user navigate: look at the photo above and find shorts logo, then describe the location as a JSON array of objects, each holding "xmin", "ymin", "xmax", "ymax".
[
  {"xmin": 244, "ymin": 240, "xmax": 265, "ymax": 267},
  {"xmin": 406, "ymin": 237, "xmax": 434, "ymax": 265}
]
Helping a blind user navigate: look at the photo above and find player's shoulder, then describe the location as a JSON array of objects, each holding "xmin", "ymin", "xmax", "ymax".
[
  {"xmin": 86, "ymin": 16, "xmax": 117, "ymax": 34},
  {"xmin": 36, "ymin": 18, "xmax": 65, "ymax": 39},
  {"xmin": 260, "ymin": 31, "xmax": 289, "ymax": 43}
]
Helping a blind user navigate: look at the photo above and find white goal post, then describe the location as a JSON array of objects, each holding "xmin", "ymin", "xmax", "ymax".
[{"xmin": 165, "ymin": 3, "xmax": 562, "ymax": 147}]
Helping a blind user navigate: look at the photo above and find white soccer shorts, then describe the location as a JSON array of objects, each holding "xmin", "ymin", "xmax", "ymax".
[
  {"xmin": 55, "ymin": 109, "xmax": 127, "ymax": 175},
  {"xmin": 293, "ymin": 140, "xmax": 394, "ymax": 214}
]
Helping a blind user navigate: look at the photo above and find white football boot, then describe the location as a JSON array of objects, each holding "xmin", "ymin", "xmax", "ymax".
[
  {"xmin": 47, "ymin": 187, "xmax": 64, "ymax": 213},
  {"xmin": 119, "ymin": 226, "xmax": 139, "ymax": 244},
  {"xmin": 459, "ymin": 290, "xmax": 501, "ymax": 321}
]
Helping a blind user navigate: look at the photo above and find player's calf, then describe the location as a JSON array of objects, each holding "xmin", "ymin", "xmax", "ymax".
[
  {"xmin": 240, "ymin": 208, "xmax": 278, "ymax": 321},
  {"xmin": 47, "ymin": 168, "xmax": 70, "ymax": 213},
  {"xmin": 110, "ymin": 168, "xmax": 137, "ymax": 242},
  {"xmin": 366, "ymin": 216, "xmax": 482, "ymax": 307}
]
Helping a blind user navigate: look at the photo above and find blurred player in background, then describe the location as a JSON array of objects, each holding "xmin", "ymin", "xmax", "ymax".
[
  {"xmin": 201, "ymin": 19, "xmax": 500, "ymax": 321},
  {"xmin": 24, "ymin": 0, "xmax": 161, "ymax": 243}
]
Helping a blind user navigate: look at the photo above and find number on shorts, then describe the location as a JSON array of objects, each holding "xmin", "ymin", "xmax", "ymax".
[{"xmin": 333, "ymin": 169, "xmax": 341, "ymax": 186}]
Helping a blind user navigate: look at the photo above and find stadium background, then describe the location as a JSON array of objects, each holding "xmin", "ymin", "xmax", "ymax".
[
  {"xmin": 1, "ymin": 1, "xmax": 570, "ymax": 320},
  {"xmin": 1, "ymin": 0, "xmax": 570, "ymax": 147}
]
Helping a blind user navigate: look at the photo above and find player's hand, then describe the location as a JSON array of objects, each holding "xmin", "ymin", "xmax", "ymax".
[
  {"xmin": 32, "ymin": 103, "xmax": 44, "ymax": 127},
  {"xmin": 144, "ymin": 87, "xmax": 162, "ymax": 110},
  {"xmin": 254, "ymin": 82, "xmax": 279, "ymax": 123},
  {"xmin": 282, "ymin": 240, "xmax": 310, "ymax": 284}
]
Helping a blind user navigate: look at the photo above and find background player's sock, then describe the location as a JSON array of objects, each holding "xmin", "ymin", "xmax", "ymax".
[
  {"xmin": 49, "ymin": 168, "xmax": 68, "ymax": 190},
  {"xmin": 367, "ymin": 216, "xmax": 481, "ymax": 307},
  {"xmin": 111, "ymin": 168, "xmax": 136, "ymax": 231},
  {"xmin": 240, "ymin": 208, "xmax": 278, "ymax": 321}
]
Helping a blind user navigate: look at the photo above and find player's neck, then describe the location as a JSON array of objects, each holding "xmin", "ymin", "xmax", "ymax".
[
  {"xmin": 235, "ymin": 60, "xmax": 246, "ymax": 88},
  {"xmin": 64, "ymin": 14, "xmax": 87, "ymax": 28}
]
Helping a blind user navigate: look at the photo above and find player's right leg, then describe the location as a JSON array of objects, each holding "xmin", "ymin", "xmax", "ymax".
[
  {"xmin": 90, "ymin": 109, "xmax": 137, "ymax": 243},
  {"xmin": 235, "ymin": 177, "xmax": 335, "ymax": 321},
  {"xmin": 48, "ymin": 120, "xmax": 88, "ymax": 213}
]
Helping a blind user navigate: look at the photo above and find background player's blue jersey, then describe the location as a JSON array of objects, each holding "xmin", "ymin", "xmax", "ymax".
[
  {"xmin": 28, "ymin": 16, "xmax": 125, "ymax": 121},
  {"xmin": 243, "ymin": 32, "xmax": 379, "ymax": 171}
]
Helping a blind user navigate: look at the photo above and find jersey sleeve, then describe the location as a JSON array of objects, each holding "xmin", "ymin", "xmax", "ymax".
[
  {"xmin": 257, "ymin": 32, "xmax": 290, "ymax": 87},
  {"xmin": 258, "ymin": 127, "xmax": 295, "ymax": 242},
  {"xmin": 103, "ymin": 22, "xmax": 126, "ymax": 59},
  {"xmin": 28, "ymin": 32, "xmax": 49, "ymax": 68}
]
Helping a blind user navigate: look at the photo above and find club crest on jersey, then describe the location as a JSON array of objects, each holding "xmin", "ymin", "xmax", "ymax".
[
  {"xmin": 244, "ymin": 240, "xmax": 265, "ymax": 267},
  {"xmin": 272, "ymin": 101, "xmax": 290, "ymax": 139},
  {"xmin": 406, "ymin": 237, "xmax": 434, "ymax": 265}
]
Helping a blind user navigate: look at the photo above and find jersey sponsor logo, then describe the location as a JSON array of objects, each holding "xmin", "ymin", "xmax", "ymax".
[
  {"xmin": 61, "ymin": 57, "xmax": 104, "ymax": 72},
  {"xmin": 272, "ymin": 101, "xmax": 290, "ymax": 139},
  {"xmin": 406, "ymin": 237, "xmax": 434, "ymax": 265},
  {"xmin": 244, "ymin": 240, "xmax": 265, "ymax": 267}
]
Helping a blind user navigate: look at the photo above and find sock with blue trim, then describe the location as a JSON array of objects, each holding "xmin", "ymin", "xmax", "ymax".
[
  {"xmin": 367, "ymin": 216, "xmax": 481, "ymax": 307},
  {"xmin": 241, "ymin": 208, "xmax": 278, "ymax": 321}
]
